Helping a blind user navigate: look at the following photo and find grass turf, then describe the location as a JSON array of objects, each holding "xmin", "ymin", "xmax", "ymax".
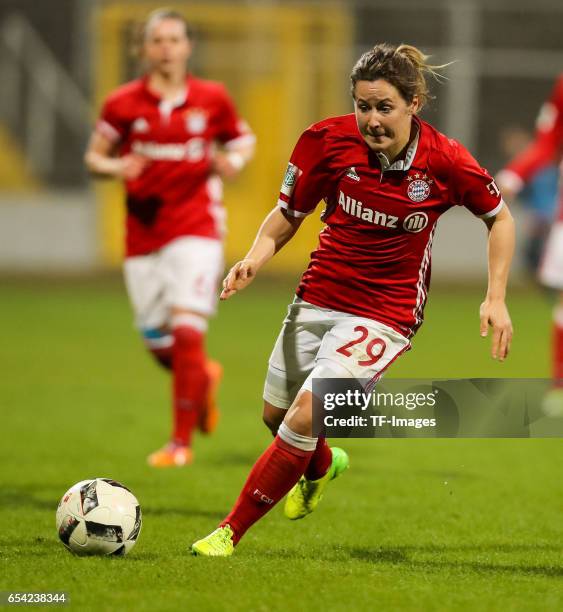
[{"xmin": 0, "ymin": 276, "xmax": 562, "ymax": 611}]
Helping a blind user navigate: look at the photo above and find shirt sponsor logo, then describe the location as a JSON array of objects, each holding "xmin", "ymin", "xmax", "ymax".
[
  {"xmin": 403, "ymin": 212, "xmax": 429, "ymax": 233},
  {"xmin": 338, "ymin": 190, "xmax": 398, "ymax": 229},
  {"xmin": 131, "ymin": 138, "xmax": 206, "ymax": 162}
]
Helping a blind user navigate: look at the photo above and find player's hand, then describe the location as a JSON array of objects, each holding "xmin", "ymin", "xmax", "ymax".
[
  {"xmin": 212, "ymin": 152, "xmax": 242, "ymax": 180},
  {"xmin": 479, "ymin": 298, "xmax": 513, "ymax": 361},
  {"xmin": 220, "ymin": 259, "xmax": 257, "ymax": 300},
  {"xmin": 117, "ymin": 154, "xmax": 150, "ymax": 181}
]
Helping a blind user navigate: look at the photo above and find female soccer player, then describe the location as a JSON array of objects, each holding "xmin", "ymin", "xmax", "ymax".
[
  {"xmin": 85, "ymin": 9, "xmax": 255, "ymax": 467},
  {"xmin": 497, "ymin": 74, "xmax": 563, "ymax": 400},
  {"xmin": 192, "ymin": 43, "xmax": 514, "ymax": 555}
]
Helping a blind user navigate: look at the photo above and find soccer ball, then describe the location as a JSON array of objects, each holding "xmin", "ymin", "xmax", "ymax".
[{"xmin": 56, "ymin": 478, "xmax": 142, "ymax": 556}]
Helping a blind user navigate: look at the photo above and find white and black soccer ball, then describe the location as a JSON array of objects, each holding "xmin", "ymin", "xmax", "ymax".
[{"xmin": 56, "ymin": 478, "xmax": 142, "ymax": 556}]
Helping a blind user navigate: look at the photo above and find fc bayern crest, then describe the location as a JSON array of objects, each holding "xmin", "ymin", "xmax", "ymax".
[
  {"xmin": 185, "ymin": 110, "xmax": 207, "ymax": 134},
  {"xmin": 407, "ymin": 179, "xmax": 431, "ymax": 202}
]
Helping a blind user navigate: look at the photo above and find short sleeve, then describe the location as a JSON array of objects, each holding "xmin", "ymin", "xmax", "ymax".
[
  {"xmin": 450, "ymin": 141, "xmax": 504, "ymax": 219},
  {"xmin": 277, "ymin": 128, "xmax": 331, "ymax": 218},
  {"xmin": 214, "ymin": 86, "xmax": 255, "ymax": 148},
  {"xmin": 96, "ymin": 95, "xmax": 129, "ymax": 144}
]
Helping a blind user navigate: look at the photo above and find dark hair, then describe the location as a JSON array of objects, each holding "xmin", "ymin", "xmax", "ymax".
[{"xmin": 350, "ymin": 43, "xmax": 448, "ymax": 110}]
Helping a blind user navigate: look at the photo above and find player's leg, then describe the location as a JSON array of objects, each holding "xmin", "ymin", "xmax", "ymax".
[
  {"xmin": 284, "ymin": 313, "xmax": 410, "ymax": 520},
  {"xmin": 538, "ymin": 222, "xmax": 563, "ymax": 394},
  {"xmin": 123, "ymin": 253, "xmax": 173, "ymax": 369},
  {"xmin": 191, "ymin": 302, "xmax": 351, "ymax": 555},
  {"xmin": 141, "ymin": 328, "xmax": 174, "ymax": 370},
  {"xmin": 542, "ymin": 291, "xmax": 563, "ymax": 416},
  {"xmin": 191, "ymin": 389, "xmax": 317, "ymax": 556},
  {"xmin": 148, "ymin": 237, "xmax": 224, "ymax": 467},
  {"xmin": 262, "ymin": 401, "xmax": 285, "ymax": 436},
  {"xmin": 551, "ymin": 291, "xmax": 563, "ymax": 386},
  {"xmin": 261, "ymin": 297, "xmax": 337, "ymax": 465},
  {"xmin": 263, "ymin": 389, "xmax": 342, "ymax": 517}
]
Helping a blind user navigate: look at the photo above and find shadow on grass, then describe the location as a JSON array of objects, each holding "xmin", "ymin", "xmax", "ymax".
[
  {"xmin": 0, "ymin": 488, "xmax": 59, "ymax": 512},
  {"xmin": 0, "ymin": 487, "xmax": 225, "ymax": 521},
  {"xmin": 142, "ymin": 506, "xmax": 225, "ymax": 520},
  {"xmin": 260, "ymin": 543, "xmax": 562, "ymax": 579},
  {"xmin": 205, "ymin": 451, "xmax": 261, "ymax": 467},
  {"xmin": 346, "ymin": 545, "xmax": 563, "ymax": 578}
]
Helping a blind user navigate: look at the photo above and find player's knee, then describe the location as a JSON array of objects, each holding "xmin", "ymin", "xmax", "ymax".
[
  {"xmin": 262, "ymin": 402, "xmax": 285, "ymax": 435},
  {"xmin": 171, "ymin": 311, "xmax": 208, "ymax": 333},
  {"xmin": 277, "ymin": 421, "xmax": 317, "ymax": 453},
  {"xmin": 284, "ymin": 391, "xmax": 314, "ymax": 437}
]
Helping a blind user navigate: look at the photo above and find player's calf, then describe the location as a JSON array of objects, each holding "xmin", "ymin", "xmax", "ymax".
[{"xmin": 142, "ymin": 328, "xmax": 174, "ymax": 370}]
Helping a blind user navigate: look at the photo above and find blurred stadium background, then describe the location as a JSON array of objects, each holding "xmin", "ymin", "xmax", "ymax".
[
  {"xmin": 0, "ymin": 0, "xmax": 561, "ymax": 278},
  {"xmin": 1, "ymin": 3, "xmax": 562, "ymax": 607}
]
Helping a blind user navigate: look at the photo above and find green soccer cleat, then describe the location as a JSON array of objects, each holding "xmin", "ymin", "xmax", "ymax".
[
  {"xmin": 284, "ymin": 447, "xmax": 349, "ymax": 520},
  {"xmin": 191, "ymin": 525, "xmax": 235, "ymax": 557}
]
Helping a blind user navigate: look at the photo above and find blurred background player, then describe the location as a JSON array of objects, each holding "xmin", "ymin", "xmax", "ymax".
[
  {"xmin": 191, "ymin": 43, "xmax": 514, "ymax": 556},
  {"xmin": 496, "ymin": 74, "xmax": 563, "ymax": 393},
  {"xmin": 498, "ymin": 126, "xmax": 558, "ymax": 276},
  {"xmin": 84, "ymin": 8, "xmax": 255, "ymax": 467}
]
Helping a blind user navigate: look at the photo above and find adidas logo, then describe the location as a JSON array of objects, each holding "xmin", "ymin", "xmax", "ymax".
[
  {"xmin": 132, "ymin": 117, "xmax": 149, "ymax": 133},
  {"xmin": 345, "ymin": 167, "xmax": 360, "ymax": 181}
]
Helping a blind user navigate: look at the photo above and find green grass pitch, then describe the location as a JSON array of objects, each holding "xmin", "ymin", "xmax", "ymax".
[{"xmin": 0, "ymin": 276, "xmax": 562, "ymax": 611}]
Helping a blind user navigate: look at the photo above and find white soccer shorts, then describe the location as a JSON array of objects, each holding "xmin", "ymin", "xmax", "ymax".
[
  {"xmin": 123, "ymin": 236, "xmax": 224, "ymax": 330},
  {"xmin": 539, "ymin": 221, "xmax": 563, "ymax": 290},
  {"xmin": 263, "ymin": 297, "xmax": 411, "ymax": 410}
]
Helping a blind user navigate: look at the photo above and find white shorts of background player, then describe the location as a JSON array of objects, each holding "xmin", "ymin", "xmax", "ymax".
[{"xmin": 123, "ymin": 236, "xmax": 224, "ymax": 331}]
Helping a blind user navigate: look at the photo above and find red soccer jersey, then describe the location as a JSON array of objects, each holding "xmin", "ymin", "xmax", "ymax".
[
  {"xmin": 498, "ymin": 74, "xmax": 563, "ymax": 220},
  {"xmin": 96, "ymin": 75, "xmax": 254, "ymax": 256},
  {"xmin": 278, "ymin": 114, "xmax": 503, "ymax": 338}
]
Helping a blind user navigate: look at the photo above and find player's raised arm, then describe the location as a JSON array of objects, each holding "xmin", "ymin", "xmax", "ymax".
[
  {"xmin": 480, "ymin": 204, "xmax": 515, "ymax": 361},
  {"xmin": 220, "ymin": 207, "xmax": 303, "ymax": 300}
]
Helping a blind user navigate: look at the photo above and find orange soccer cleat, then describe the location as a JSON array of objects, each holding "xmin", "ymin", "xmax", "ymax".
[
  {"xmin": 147, "ymin": 443, "xmax": 193, "ymax": 468},
  {"xmin": 199, "ymin": 360, "xmax": 223, "ymax": 434}
]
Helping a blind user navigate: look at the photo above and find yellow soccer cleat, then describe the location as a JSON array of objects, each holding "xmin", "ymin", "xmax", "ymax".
[
  {"xmin": 147, "ymin": 443, "xmax": 193, "ymax": 468},
  {"xmin": 284, "ymin": 447, "xmax": 349, "ymax": 520},
  {"xmin": 191, "ymin": 525, "xmax": 235, "ymax": 557}
]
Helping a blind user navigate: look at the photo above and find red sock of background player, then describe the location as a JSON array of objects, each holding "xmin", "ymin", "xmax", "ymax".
[
  {"xmin": 220, "ymin": 423, "xmax": 316, "ymax": 544},
  {"xmin": 171, "ymin": 318, "xmax": 209, "ymax": 447},
  {"xmin": 553, "ymin": 306, "xmax": 563, "ymax": 387},
  {"xmin": 304, "ymin": 437, "xmax": 332, "ymax": 480}
]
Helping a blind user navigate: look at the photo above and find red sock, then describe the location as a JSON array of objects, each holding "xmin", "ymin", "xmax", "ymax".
[
  {"xmin": 171, "ymin": 325, "xmax": 209, "ymax": 446},
  {"xmin": 553, "ymin": 319, "xmax": 563, "ymax": 386},
  {"xmin": 221, "ymin": 436, "xmax": 313, "ymax": 544},
  {"xmin": 304, "ymin": 437, "xmax": 332, "ymax": 480}
]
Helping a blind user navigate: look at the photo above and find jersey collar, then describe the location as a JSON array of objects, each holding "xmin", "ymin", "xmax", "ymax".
[
  {"xmin": 142, "ymin": 75, "xmax": 191, "ymax": 111},
  {"xmin": 375, "ymin": 119, "xmax": 421, "ymax": 172}
]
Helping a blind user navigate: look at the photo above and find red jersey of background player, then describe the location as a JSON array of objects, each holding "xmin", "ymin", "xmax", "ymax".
[
  {"xmin": 97, "ymin": 75, "xmax": 254, "ymax": 256},
  {"xmin": 278, "ymin": 114, "xmax": 503, "ymax": 338},
  {"xmin": 499, "ymin": 74, "xmax": 563, "ymax": 219}
]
